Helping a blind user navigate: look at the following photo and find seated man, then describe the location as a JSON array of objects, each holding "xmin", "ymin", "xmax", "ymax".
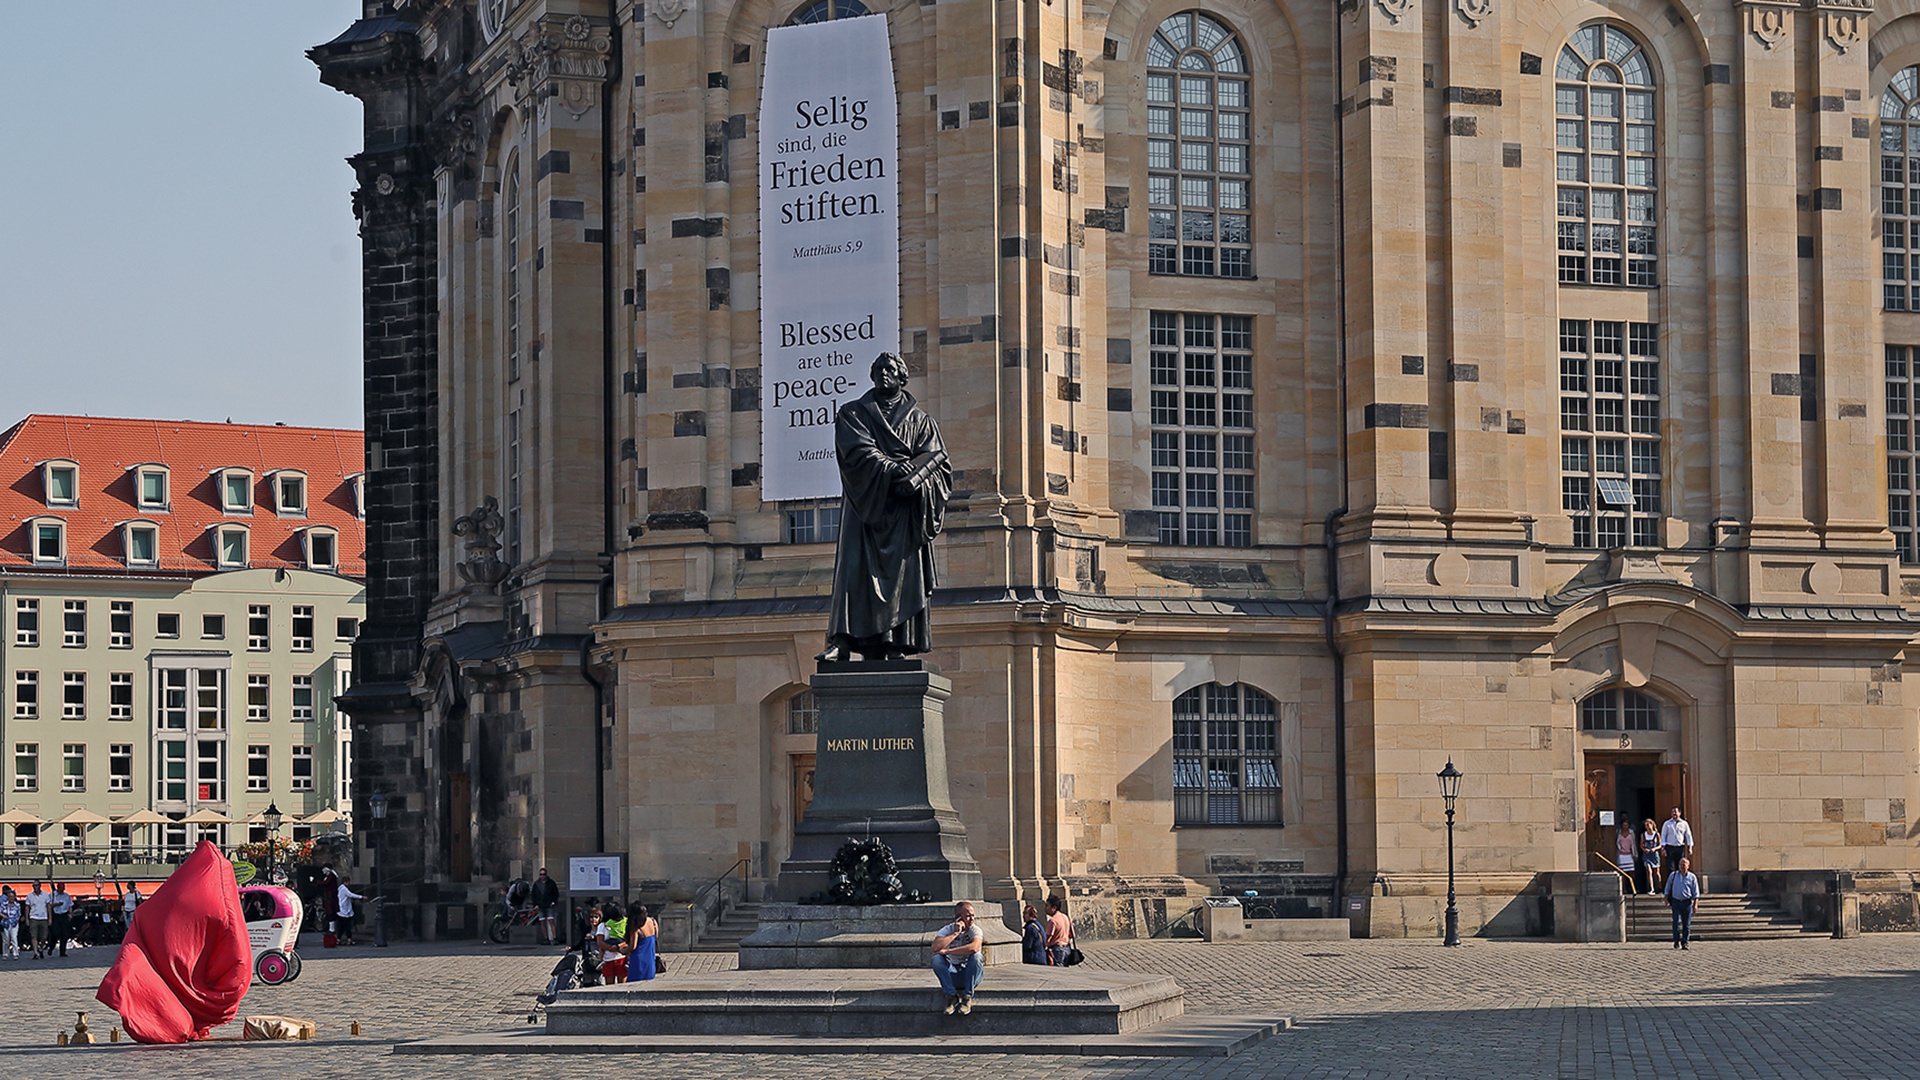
[{"xmin": 929, "ymin": 901, "xmax": 984, "ymax": 1015}]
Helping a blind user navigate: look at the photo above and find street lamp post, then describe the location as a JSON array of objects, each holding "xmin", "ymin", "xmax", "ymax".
[
  {"xmin": 1437, "ymin": 760, "xmax": 1463, "ymax": 947},
  {"xmin": 262, "ymin": 802, "xmax": 283, "ymax": 886},
  {"xmin": 367, "ymin": 792, "xmax": 387, "ymax": 948}
]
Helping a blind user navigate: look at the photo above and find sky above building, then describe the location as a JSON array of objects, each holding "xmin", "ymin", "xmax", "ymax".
[{"xmin": 0, "ymin": 3, "xmax": 366, "ymax": 430}]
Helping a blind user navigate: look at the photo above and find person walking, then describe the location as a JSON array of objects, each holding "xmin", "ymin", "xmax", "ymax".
[
  {"xmin": 1021, "ymin": 904, "xmax": 1048, "ymax": 964},
  {"xmin": 23, "ymin": 883, "xmax": 52, "ymax": 959},
  {"xmin": 1659, "ymin": 807, "xmax": 1695, "ymax": 879},
  {"xmin": 335, "ymin": 879, "xmax": 367, "ymax": 945},
  {"xmin": 1638, "ymin": 818, "xmax": 1664, "ymax": 894},
  {"xmin": 49, "ymin": 884, "xmax": 72, "ymax": 956},
  {"xmin": 531, "ymin": 867, "xmax": 561, "ymax": 946},
  {"xmin": 930, "ymin": 901, "xmax": 984, "ymax": 1015},
  {"xmin": 1614, "ymin": 824, "xmax": 1639, "ymax": 890},
  {"xmin": 121, "ymin": 884, "xmax": 141, "ymax": 924},
  {"xmin": 0, "ymin": 887, "xmax": 20, "ymax": 960},
  {"xmin": 1664, "ymin": 856, "xmax": 1701, "ymax": 949},
  {"xmin": 1044, "ymin": 895, "xmax": 1073, "ymax": 966}
]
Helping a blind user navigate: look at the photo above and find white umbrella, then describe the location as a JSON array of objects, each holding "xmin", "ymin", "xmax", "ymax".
[
  {"xmin": 0, "ymin": 808, "xmax": 45, "ymax": 826},
  {"xmin": 299, "ymin": 808, "xmax": 346, "ymax": 825},
  {"xmin": 52, "ymin": 808, "xmax": 112, "ymax": 827},
  {"xmin": 178, "ymin": 808, "xmax": 233, "ymax": 825}
]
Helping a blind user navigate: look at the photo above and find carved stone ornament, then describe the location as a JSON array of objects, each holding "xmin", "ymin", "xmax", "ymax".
[
  {"xmin": 479, "ymin": 0, "xmax": 519, "ymax": 44},
  {"xmin": 452, "ymin": 496, "xmax": 510, "ymax": 586},
  {"xmin": 1743, "ymin": 2, "xmax": 1791, "ymax": 50},
  {"xmin": 653, "ymin": 0, "xmax": 691, "ymax": 29},
  {"xmin": 373, "ymin": 173, "xmax": 397, "ymax": 196},
  {"xmin": 1454, "ymin": 0, "xmax": 1492, "ymax": 28},
  {"xmin": 505, "ymin": 15, "xmax": 613, "ymax": 119},
  {"xmin": 1375, "ymin": 0, "xmax": 1413, "ymax": 24},
  {"xmin": 1823, "ymin": 7, "xmax": 1866, "ymax": 53}
]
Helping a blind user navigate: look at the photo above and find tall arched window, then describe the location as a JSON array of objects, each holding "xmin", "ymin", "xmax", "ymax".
[
  {"xmin": 503, "ymin": 152, "xmax": 524, "ymax": 565},
  {"xmin": 1145, "ymin": 12, "xmax": 1251, "ymax": 279},
  {"xmin": 1881, "ymin": 67, "xmax": 1920, "ymax": 310},
  {"xmin": 1579, "ymin": 687, "xmax": 1663, "ymax": 731},
  {"xmin": 1172, "ymin": 682, "xmax": 1278, "ymax": 824},
  {"xmin": 1555, "ymin": 25, "xmax": 1658, "ymax": 288},
  {"xmin": 787, "ymin": 0, "xmax": 867, "ymax": 23}
]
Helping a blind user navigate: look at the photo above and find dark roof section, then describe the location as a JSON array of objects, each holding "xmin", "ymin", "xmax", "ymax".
[
  {"xmin": 602, "ymin": 586, "xmax": 1324, "ymax": 625},
  {"xmin": 319, "ymin": 16, "xmax": 418, "ymax": 48}
]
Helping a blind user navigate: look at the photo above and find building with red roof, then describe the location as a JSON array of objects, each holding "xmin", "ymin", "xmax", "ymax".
[{"xmin": 0, "ymin": 415, "xmax": 366, "ymax": 873}]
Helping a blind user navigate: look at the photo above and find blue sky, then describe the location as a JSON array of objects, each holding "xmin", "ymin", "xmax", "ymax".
[{"xmin": 0, "ymin": 3, "xmax": 368, "ymax": 430}]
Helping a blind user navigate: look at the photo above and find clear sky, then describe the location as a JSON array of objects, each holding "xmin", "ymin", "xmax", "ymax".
[{"xmin": 0, "ymin": 3, "xmax": 369, "ymax": 431}]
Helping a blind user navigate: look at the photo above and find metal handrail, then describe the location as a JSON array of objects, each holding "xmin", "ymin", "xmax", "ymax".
[{"xmin": 686, "ymin": 858, "xmax": 750, "ymax": 914}]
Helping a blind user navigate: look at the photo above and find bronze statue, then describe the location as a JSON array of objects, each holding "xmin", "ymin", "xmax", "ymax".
[{"xmin": 817, "ymin": 352, "xmax": 951, "ymax": 662}]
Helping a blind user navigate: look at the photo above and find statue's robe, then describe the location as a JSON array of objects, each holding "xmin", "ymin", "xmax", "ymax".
[{"xmin": 825, "ymin": 388, "xmax": 951, "ymax": 655}]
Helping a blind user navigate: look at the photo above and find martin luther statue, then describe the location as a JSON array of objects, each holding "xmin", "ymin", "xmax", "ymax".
[{"xmin": 817, "ymin": 352, "xmax": 951, "ymax": 662}]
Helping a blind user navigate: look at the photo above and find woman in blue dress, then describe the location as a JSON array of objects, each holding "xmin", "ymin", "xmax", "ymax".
[{"xmin": 625, "ymin": 903, "xmax": 659, "ymax": 980}]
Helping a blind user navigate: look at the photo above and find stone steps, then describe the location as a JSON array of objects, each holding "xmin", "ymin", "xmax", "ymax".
[
  {"xmin": 690, "ymin": 902, "xmax": 764, "ymax": 951},
  {"xmin": 1625, "ymin": 894, "xmax": 1810, "ymax": 941}
]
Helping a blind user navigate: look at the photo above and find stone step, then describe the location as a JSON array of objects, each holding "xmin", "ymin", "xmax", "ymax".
[
  {"xmin": 544, "ymin": 966, "xmax": 1186, "ymax": 1037},
  {"xmin": 689, "ymin": 904, "xmax": 766, "ymax": 951},
  {"xmin": 1624, "ymin": 894, "xmax": 1813, "ymax": 940}
]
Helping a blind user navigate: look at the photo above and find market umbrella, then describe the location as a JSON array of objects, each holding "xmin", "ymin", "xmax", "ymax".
[
  {"xmin": 113, "ymin": 810, "xmax": 172, "ymax": 826},
  {"xmin": 299, "ymin": 808, "xmax": 345, "ymax": 825},
  {"xmin": 177, "ymin": 809, "xmax": 233, "ymax": 826},
  {"xmin": 53, "ymin": 808, "xmax": 112, "ymax": 826},
  {"xmin": 0, "ymin": 808, "xmax": 45, "ymax": 825}
]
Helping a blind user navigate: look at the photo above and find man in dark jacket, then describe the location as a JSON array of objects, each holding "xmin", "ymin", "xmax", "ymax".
[{"xmin": 531, "ymin": 868, "xmax": 561, "ymax": 945}]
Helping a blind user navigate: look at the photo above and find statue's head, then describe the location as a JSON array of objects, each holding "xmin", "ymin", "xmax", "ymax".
[{"xmin": 870, "ymin": 352, "xmax": 909, "ymax": 395}]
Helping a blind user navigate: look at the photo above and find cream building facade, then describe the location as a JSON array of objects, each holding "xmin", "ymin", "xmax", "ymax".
[{"xmin": 315, "ymin": 0, "xmax": 1920, "ymax": 938}]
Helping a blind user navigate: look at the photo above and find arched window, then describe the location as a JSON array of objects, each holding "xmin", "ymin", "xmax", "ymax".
[
  {"xmin": 1145, "ymin": 12, "xmax": 1251, "ymax": 279},
  {"xmin": 787, "ymin": 0, "xmax": 868, "ymax": 24},
  {"xmin": 1555, "ymin": 24, "xmax": 1658, "ymax": 288},
  {"xmin": 787, "ymin": 690, "xmax": 820, "ymax": 735},
  {"xmin": 1172, "ymin": 682, "xmax": 1278, "ymax": 825},
  {"xmin": 503, "ymin": 152, "xmax": 524, "ymax": 566},
  {"xmin": 1882, "ymin": 68, "xmax": 1920, "ymax": 310},
  {"xmin": 1579, "ymin": 687, "xmax": 1663, "ymax": 731}
]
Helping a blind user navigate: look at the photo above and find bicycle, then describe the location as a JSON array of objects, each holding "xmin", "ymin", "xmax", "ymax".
[{"xmin": 1240, "ymin": 890, "xmax": 1280, "ymax": 919}]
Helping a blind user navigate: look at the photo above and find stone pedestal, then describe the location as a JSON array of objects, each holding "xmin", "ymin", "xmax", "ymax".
[
  {"xmin": 774, "ymin": 661, "xmax": 983, "ymax": 902},
  {"xmin": 738, "ymin": 902, "xmax": 1022, "ymax": 970}
]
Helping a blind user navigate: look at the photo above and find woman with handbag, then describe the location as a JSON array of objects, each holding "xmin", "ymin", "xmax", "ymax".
[
  {"xmin": 625, "ymin": 903, "xmax": 661, "ymax": 980},
  {"xmin": 1044, "ymin": 895, "xmax": 1075, "ymax": 966},
  {"xmin": 1021, "ymin": 904, "xmax": 1048, "ymax": 964}
]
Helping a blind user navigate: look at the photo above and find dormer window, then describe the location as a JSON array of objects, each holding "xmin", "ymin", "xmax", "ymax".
[
  {"xmin": 220, "ymin": 469, "xmax": 254, "ymax": 514},
  {"xmin": 41, "ymin": 461, "xmax": 79, "ymax": 507},
  {"xmin": 134, "ymin": 466, "xmax": 170, "ymax": 511},
  {"xmin": 27, "ymin": 517, "xmax": 66, "ymax": 564},
  {"xmin": 122, "ymin": 521, "xmax": 160, "ymax": 567},
  {"xmin": 303, "ymin": 527, "xmax": 339, "ymax": 571},
  {"xmin": 274, "ymin": 471, "xmax": 308, "ymax": 516},
  {"xmin": 215, "ymin": 525, "xmax": 249, "ymax": 569},
  {"xmin": 346, "ymin": 473, "xmax": 366, "ymax": 520}
]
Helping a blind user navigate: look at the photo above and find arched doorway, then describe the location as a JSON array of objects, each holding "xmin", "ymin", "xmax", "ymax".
[{"xmin": 1579, "ymin": 686, "xmax": 1688, "ymax": 891}]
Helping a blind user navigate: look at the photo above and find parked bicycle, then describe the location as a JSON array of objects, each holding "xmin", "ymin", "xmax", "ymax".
[{"xmin": 1240, "ymin": 890, "xmax": 1280, "ymax": 919}]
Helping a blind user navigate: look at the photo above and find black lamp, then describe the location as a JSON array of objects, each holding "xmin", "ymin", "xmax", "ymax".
[
  {"xmin": 262, "ymin": 801, "xmax": 283, "ymax": 883},
  {"xmin": 1437, "ymin": 760, "xmax": 1462, "ymax": 947}
]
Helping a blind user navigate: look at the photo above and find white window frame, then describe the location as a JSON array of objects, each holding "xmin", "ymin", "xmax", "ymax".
[
  {"xmin": 202, "ymin": 612, "xmax": 225, "ymax": 640},
  {"xmin": 62, "ymin": 671, "xmax": 85, "ymax": 720},
  {"xmin": 156, "ymin": 612, "xmax": 181, "ymax": 639},
  {"xmin": 272, "ymin": 470, "xmax": 308, "ymax": 516},
  {"xmin": 109, "ymin": 743, "xmax": 133, "ymax": 792},
  {"xmin": 109, "ymin": 671, "xmax": 134, "ymax": 720},
  {"xmin": 304, "ymin": 527, "xmax": 340, "ymax": 571},
  {"xmin": 14, "ymin": 598, "xmax": 38, "ymax": 647},
  {"xmin": 291, "ymin": 606, "xmax": 315, "ymax": 652},
  {"xmin": 41, "ymin": 459, "xmax": 79, "ymax": 507},
  {"xmin": 13, "ymin": 743, "xmax": 37, "ymax": 792},
  {"xmin": 215, "ymin": 525, "xmax": 250, "ymax": 569},
  {"xmin": 291, "ymin": 744, "xmax": 314, "ymax": 791},
  {"xmin": 219, "ymin": 468, "xmax": 255, "ymax": 514},
  {"xmin": 335, "ymin": 616, "xmax": 359, "ymax": 641},
  {"xmin": 27, "ymin": 517, "xmax": 66, "ymax": 565},
  {"xmin": 247, "ymin": 744, "xmax": 270, "ymax": 792},
  {"xmin": 109, "ymin": 600, "xmax": 133, "ymax": 648},
  {"xmin": 62, "ymin": 743, "xmax": 85, "ymax": 792},
  {"xmin": 14, "ymin": 670, "xmax": 38, "ymax": 719},
  {"xmin": 247, "ymin": 604, "xmax": 270, "ymax": 651},
  {"xmin": 247, "ymin": 673, "xmax": 270, "ymax": 722},
  {"xmin": 133, "ymin": 465, "xmax": 171, "ymax": 511},
  {"xmin": 122, "ymin": 520, "xmax": 161, "ymax": 568},
  {"xmin": 292, "ymin": 674, "xmax": 315, "ymax": 722},
  {"xmin": 62, "ymin": 599, "xmax": 86, "ymax": 647}
]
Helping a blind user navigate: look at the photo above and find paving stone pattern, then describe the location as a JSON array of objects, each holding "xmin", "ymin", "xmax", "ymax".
[{"xmin": 2, "ymin": 936, "xmax": 1918, "ymax": 1079}]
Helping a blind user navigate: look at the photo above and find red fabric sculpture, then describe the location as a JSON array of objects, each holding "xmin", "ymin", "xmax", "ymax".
[{"xmin": 96, "ymin": 840, "xmax": 252, "ymax": 1043}]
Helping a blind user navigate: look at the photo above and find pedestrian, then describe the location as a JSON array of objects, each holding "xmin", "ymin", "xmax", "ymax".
[
  {"xmin": 320, "ymin": 866, "xmax": 341, "ymax": 940},
  {"xmin": 625, "ymin": 903, "xmax": 659, "ymax": 981},
  {"xmin": 531, "ymin": 867, "xmax": 561, "ymax": 946},
  {"xmin": 23, "ymin": 883, "xmax": 52, "ymax": 959},
  {"xmin": 930, "ymin": 901, "xmax": 984, "ymax": 1015},
  {"xmin": 1664, "ymin": 856, "xmax": 1701, "ymax": 949},
  {"xmin": 122, "ymin": 884, "xmax": 141, "ymax": 924},
  {"xmin": 1659, "ymin": 807, "xmax": 1695, "ymax": 879},
  {"xmin": 1021, "ymin": 903, "xmax": 1048, "ymax": 964},
  {"xmin": 1044, "ymin": 894, "xmax": 1073, "ymax": 966},
  {"xmin": 1638, "ymin": 818, "xmax": 1663, "ymax": 893},
  {"xmin": 0, "ymin": 887, "xmax": 20, "ymax": 960},
  {"xmin": 50, "ymin": 883, "xmax": 72, "ymax": 956},
  {"xmin": 594, "ymin": 901, "xmax": 628, "ymax": 984},
  {"xmin": 1614, "ymin": 824, "xmax": 1638, "ymax": 890},
  {"xmin": 335, "ymin": 879, "xmax": 367, "ymax": 945}
]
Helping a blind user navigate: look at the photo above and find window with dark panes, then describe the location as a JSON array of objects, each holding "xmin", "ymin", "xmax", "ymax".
[
  {"xmin": 1147, "ymin": 312, "xmax": 1254, "ymax": 547},
  {"xmin": 1560, "ymin": 319, "xmax": 1661, "ymax": 549},
  {"xmin": 1145, "ymin": 12, "xmax": 1251, "ymax": 279},
  {"xmin": 1556, "ymin": 25, "xmax": 1658, "ymax": 288},
  {"xmin": 1173, "ymin": 683, "xmax": 1280, "ymax": 825}
]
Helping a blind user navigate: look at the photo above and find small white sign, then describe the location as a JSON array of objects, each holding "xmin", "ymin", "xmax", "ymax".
[
  {"xmin": 568, "ymin": 855, "xmax": 623, "ymax": 892},
  {"xmin": 1599, "ymin": 811, "xmax": 1616, "ymax": 826}
]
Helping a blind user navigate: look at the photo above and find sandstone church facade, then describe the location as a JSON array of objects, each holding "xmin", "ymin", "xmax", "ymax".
[{"xmin": 313, "ymin": 0, "xmax": 1920, "ymax": 938}]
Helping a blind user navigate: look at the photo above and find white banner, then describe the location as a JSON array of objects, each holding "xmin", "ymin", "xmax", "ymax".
[{"xmin": 758, "ymin": 16, "xmax": 900, "ymax": 502}]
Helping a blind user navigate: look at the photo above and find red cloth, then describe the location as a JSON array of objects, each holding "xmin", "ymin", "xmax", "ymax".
[{"xmin": 96, "ymin": 841, "xmax": 252, "ymax": 1043}]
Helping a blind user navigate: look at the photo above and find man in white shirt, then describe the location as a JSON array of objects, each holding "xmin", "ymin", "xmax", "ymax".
[
  {"xmin": 336, "ymin": 881, "xmax": 367, "ymax": 945},
  {"xmin": 22, "ymin": 883, "xmax": 52, "ymax": 959},
  {"xmin": 930, "ymin": 901, "xmax": 985, "ymax": 1015},
  {"xmin": 1659, "ymin": 807, "xmax": 1695, "ymax": 879}
]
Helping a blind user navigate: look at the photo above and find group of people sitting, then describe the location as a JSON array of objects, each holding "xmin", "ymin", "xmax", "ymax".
[{"xmin": 927, "ymin": 894, "xmax": 1079, "ymax": 1016}]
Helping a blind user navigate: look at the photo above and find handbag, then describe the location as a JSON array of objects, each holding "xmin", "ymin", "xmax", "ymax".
[{"xmin": 654, "ymin": 953, "xmax": 666, "ymax": 975}]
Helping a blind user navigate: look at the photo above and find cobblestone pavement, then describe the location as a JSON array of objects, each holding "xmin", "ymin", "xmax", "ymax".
[{"xmin": 3, "ymin": 933, "xmax": 1919, "ymax": 1079}]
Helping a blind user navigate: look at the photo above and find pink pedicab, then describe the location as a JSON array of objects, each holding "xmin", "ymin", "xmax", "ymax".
[{"xmin": 238, "ymin": 885, "xmax": 304, "ymax": 985}]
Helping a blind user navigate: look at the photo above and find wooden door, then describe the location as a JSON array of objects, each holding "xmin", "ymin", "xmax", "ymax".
[
  {"xmin": 1654, "ymin": 762, "xmax": 1689, "ymax": 863},
  {"xmin": 792, "ymin": 754, "xmax": 816, "ymax": 823},
  {"xmin": 450, "ymin": 771, "xmax": 472, "ymax": 881},
  {"xmin": 1584, "ymin": 764, "xmax": 1616, "ymax": 873}
]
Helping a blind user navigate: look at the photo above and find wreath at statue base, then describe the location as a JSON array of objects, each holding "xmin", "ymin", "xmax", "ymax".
[{"xmin": 802, "ymin": 837, "xmax": 933, "ymax": 905}]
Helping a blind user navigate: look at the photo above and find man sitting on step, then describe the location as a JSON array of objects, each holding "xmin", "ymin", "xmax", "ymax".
[{"xmin": 931, "ymin": 901, "xmax": 985, "ymax": 1015}]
